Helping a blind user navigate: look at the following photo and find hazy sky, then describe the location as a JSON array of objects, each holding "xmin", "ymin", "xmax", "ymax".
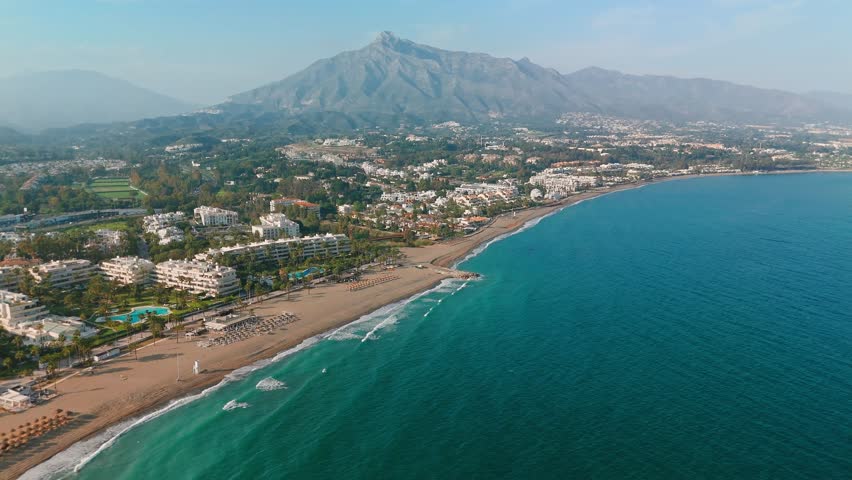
[{"xmin": 1, "ymin": 0, "xmax": 848, "ymax": 105}]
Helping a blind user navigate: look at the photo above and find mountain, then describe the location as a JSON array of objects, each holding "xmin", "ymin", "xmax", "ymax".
[
  {"xmin": 806, "ymin": 91, "xmax": 852, "ymax": 113},
  {"xmin": 0, "ymin": 70, "xmax": 196, "ymax": 131},
  {"xmin": 227, "ymin": 32, "xmax": 848, "ymax": 125},
  {"xmin": 228, "ymin": 31, "xmax": 594, "ymax": 123},
  {"xmin": 562, "ymin": 67, "xmax": 836, "ymax": 123}
]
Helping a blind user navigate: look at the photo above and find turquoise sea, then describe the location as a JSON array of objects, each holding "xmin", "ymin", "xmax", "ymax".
[{"xmin": 32, "ymin": 174, "xmax": 852, "ymax": 479}]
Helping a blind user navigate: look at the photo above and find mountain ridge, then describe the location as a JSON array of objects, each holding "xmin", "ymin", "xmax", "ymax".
[
  {"xmin": 0, "ymin": 70, "xmax": 197, "ymax": 132},
  {"xmin": 227, "ymin": 32, "xmax": 849, "ymax": 125}
]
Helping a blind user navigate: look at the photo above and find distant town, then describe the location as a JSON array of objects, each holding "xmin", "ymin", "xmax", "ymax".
[{"xmin": 0, "ymin": 112, "xmax": 850, "ymax": 419}]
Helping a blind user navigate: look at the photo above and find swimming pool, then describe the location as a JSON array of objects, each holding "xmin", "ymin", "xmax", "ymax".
[{"xmin": 106, "ymin": 306, "xmax": 171, "ymax": 324}]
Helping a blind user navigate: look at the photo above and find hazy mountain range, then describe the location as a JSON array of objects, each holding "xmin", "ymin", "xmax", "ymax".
[
  {"xmin": 227, "ymin": 32, "xmax": 851, "ymax": 126},
  {"xmin": 2, "ymin": 33, "xmax": 851, "ymax": 135},
  {"xmin": 0, "ymin": 70, "xmax": 195, "ymax": 132}
]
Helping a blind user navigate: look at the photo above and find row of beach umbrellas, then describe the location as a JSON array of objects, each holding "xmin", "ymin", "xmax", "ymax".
[{"xmin": 0, "ymin": 409, "xmax": 72, "ymax": 456}]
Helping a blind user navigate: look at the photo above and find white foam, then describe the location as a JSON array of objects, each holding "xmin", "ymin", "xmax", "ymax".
[
  {"xmin": 326, "ymin": 277, "xmax": 461, "ymax": 343},
  {"xmin": 256, "ymin": 377, "xmax": 287, "ymax": 391},
  {"xmin": 22, "ymin": 334, "xmax": 324, "ymax": 479},
  {"xmin": 361, "ymin": 314, "xmax": 397, "ymax": 342},
  {"xmin": 222, "ymin": 399, "xmax": 250, "ymax": 411},
  {"xmin": 325, "ymin": 331, "xmax": 361, "ymax": 341},
  {"xmin": 26, "ymin": 266, "xmax": 480, "ymax": 478},
  {"xmin": 450, "ymin": 281, "xmax": 469, "ymax": 296}
]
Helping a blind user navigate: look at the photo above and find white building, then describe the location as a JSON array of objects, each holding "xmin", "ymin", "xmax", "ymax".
[
  {"xmin": 100, "ymin": 256, "xmax": 155, "ymax": 285},
  {"xmin": 0, "ymin": 290, "xmax": 46, "ymax": 329},
  {"xmin": 194, "ymin": 206, "xmax": 239, "ymax": 227},
  {"xmin": 528, "ymin": 172, "xmax": 599, "ymax": 197},
  {"xmin": 154, "ymin": 260, "xmax": 239, "ymax": 297},
  {"xmin": 199, "ymin": 234, "xmax": 351, "ymax": 264},
  {"xmin": 251, "ymin": 213, "xmax": 300, "ymax": 240},
  {"xmin": 0, "ymin": 266, "xmax": 26, "ymax": 291},
  {"xmin": 143, "ymin": 212, "xmax": 185, "ymax": 232},
  {"xmin": 144, "ymin": 212, "xmax": 186, "ymax": 245},
  {"xmin": 447, "ymin": 182, "xmax": 519, "ymax": 208},
  {"xmin": 29, "ymin": 260, "xmax": 97, "ymax": 289},
  {"xmin": 18, "ymin": 317, "xmax": 96, "ymax": 346},
  {"xmin": 92, "ymin": 229, "xmax": 125, "ymax": 250}
]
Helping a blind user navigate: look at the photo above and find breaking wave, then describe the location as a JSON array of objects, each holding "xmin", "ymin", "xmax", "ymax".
[
  {"xmin": 222, "ymin": 400, "xmax": 250, "ymax": 411},
  {"xmin": 256, "ymin": 377, "xmax": 288, "ymax": 391}
]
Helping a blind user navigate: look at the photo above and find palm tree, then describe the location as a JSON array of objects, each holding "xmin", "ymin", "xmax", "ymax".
[
  {"xmin": 172, "ymin": 323, "xmax": 186, "ymax": 343},
  {"xmin": 45, "ymin": 357, "xmax": 58, "ymax": 379}
]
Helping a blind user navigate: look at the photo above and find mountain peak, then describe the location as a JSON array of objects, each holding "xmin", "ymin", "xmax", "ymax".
[{"xmin": 372, "ymin": 31, "xmax": 400, "ymax": 47}]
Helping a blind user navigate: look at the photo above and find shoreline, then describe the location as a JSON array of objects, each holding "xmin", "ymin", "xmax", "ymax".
[{"xmin": 4, "ymin": 168, "xmax": 850, "ymax": 479}]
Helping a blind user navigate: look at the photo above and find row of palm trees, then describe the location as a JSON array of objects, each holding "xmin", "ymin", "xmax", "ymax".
[{"xmin": 0, "ymin": 409, "xmax": 71, "ymax": 456}]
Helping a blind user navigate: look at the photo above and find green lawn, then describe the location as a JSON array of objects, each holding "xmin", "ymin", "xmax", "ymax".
[{"xmin": 86, "ymin": 177, "xmax": 147, "ymax": 200}]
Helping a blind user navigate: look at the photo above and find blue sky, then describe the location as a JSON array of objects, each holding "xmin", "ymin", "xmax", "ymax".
[{"xmin": 0, "ymin": 0, "xmax": 848, "ymax": 104}]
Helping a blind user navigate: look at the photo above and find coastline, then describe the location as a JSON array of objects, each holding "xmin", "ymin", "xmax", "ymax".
[{"xmin": 3, "ymin": 168, "xmax": 849, "ymax": 479}]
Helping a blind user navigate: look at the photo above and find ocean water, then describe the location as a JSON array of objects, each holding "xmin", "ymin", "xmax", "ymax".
[{"xmin": 35, "ymin": 174, "xmax": 852, "ymax": 479}]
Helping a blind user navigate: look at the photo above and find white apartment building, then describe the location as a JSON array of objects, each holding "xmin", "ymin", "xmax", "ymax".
[
  {"xmin": 528, "ymin": 173, "xmax": 599, "ymax": 197},
  {"xmin": 251, "ymin": 213, "xmax": 300, "ymax": 240},
  {"xmin": 199, "ymin": 234, "xmax": 351, "ymax": 264},
  {"xmin": 93, "ymin": 229, "xmax": 125, "ymax": 249},
  {"xmin": 0, "ymin": 290, "xmax": 47, "ymax": 329},
  {"xmin": 194, "ymin": 206, "xmax": 239, "ymax": 227},
  {"xmin": 143, "ymin": 212, "xmax": 185, "ymax": 232},
  {"xmin": 0, "ymin": 266, "xmax": 25, "ymax": 291},
  {"xmin": 452, "ymin": 182, "xmax": 519, "ymax": 198},
  {"xmin": 154, "ymin": 260, "xmax": 239, "ymax": 297},
  {"xmin": 30, "ymin": 259, "xmax": 97, "ymax": 289},
  {"xmin": 17, "ymin": 317, "xmax": 96, "ymax": 346},
  {"xmin": 144, "ymin": 212, "xmax": 187, "ymax": 245},
  {"xmin": 100, "ymin": 256, "xmax": 156, "ymax": 285}
]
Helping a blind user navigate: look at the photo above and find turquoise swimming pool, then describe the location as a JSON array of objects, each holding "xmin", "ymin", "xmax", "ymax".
[{"xmin": 107, "ymin": 306, "xmax": 171, "ymax": 324}]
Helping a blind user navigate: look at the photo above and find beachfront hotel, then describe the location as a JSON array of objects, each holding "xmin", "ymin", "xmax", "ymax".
[
  {"xmin": 198, "ymin": 233, "xmax": 350, "ymax": 264},
  {"xmin": 251, "ymin": 213, "xmax": 301, "ymax": 240},
  {"xmin": 0, "ymin": 290, "xmax": 94, "ymax": 345},
  {"xmin": 154, "ymin": 259, "xmax": 240, "ymax": 297},
  {"xmin": 193, "ymin": 206, "xmax": 239, "ymax": 227},
  {"xmin": 29, "ymin": 259, "xmax": 97, "ymax": 289},
  {"xmin": 100, "ymin": 256, "xmax": 156, "ymax": 285},
  {"xmin": 0, "ymin": 290, "xmax": 47, "ymax": 329}
]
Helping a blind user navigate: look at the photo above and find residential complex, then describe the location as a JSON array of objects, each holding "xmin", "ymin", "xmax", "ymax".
[
  {"xmin": 143, "ymin": 212, "xmax": 186, "ymax": 245},
  {"xmin": 91, "ymin": 229, "xmax": 125, "ymax": 250},
  {"xmin": 528, "ymin": 170, "xmax": 600, "ymax": 198},
  {"xmin": 0, "ymin": 259, "xmax": 33, "ymax": 292},
  {"xmin": 100, "ymin": 256, "xmax": 156, "ymax": 285},
  {"xmin": 154, "ymin": 259, "xmax": 240, "ymax": 297},
  {"xmin": 0, "ymin": 290, "xmax": 47, "ymax": 329},
  {"xmin": 0, "ymin": 290, "xmax": 93, "ymax": 345},
  {"xmin": 251, "ymin": 213, "xmax": 301, "ymax": 240},
  {"xmin": 199, "ymin": 233, "xmax": 351, "ymax": 264},
  {"xmin": 447, "ymin": 182, "xmax": 519, "ymax": 209},
  {"xmin": 29, "ymin": 259, "xmax": 97, "ymax": 289},
  {"xmin": 269, "ymin": 197, "xmax": 321, "ymax": 216},
  {"xmin": 194, "ymin": 206, "xmax": 239, "ymax": 227}
]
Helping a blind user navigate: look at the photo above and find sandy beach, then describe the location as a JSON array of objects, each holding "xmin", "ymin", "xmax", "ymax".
[{"xmin": 0, "ymin": 170, "xmax": 844, "ymax": 479}]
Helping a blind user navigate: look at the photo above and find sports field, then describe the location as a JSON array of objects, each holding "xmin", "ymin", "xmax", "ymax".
[{"xmin": 87, "ymin": 177, "xmax": 147, "ymax": 200}]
